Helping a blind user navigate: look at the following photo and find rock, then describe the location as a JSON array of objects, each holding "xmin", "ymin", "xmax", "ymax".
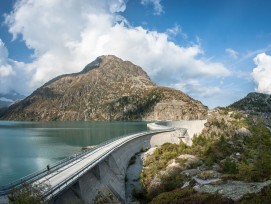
[
  {"xmin": 181, "ymin": 169, "xmax": 201, "ymax": 177},
  {"xmin": 142, "ymin": 147, "xmax": 157, "ymax": 160},
  {"xmin": 230, "ymin": 92, "xmax": 271, "ymax": 126},
  {"xmin": 176, "ymin": 154, "xmax": 203, "ymax": 169},
  {"xmin": 0, "ymin": 55, "xmax": 207, "ymax": 121},
  {"xmin": 230, "ymin": 92, "xmax": 271, "ymax": 113},
  {"xmin": 148, "ymin": 176, "xmax": 162, "ymax": 193},
  {"xmin": 181, "ymin": 181, "xmax": 190, "ymax": 188},
  {"xmin": 194, "ymin": 180, "xmax": 271, "ymax": 201},
  {"xmin": 166, "ymin": 159, "xmax": 183, "ymax": 171},
  {"xmin": 197, "ymin": 170, "xmax": 221, "ymax": 180},
  {"xmin": 193, "ymin": 177, "xmax": 222, "ymax": 185},
  {"xmin": 236, "ymin": 127, "xmax": 251, "ymax": 137},
  {"xmin": 212, "ymin": 163, "xmax": 222, "ymax": 172}
]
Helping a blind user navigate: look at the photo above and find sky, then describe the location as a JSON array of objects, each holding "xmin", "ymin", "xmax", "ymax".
[{"xmin": 1, "ymin": 0, "xmax": 271, "ymax": 108}]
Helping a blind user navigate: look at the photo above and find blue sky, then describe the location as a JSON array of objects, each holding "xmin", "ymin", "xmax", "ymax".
[{"xmin": 1, "ymin": 0, "xmax": 271, "ymax": 108}]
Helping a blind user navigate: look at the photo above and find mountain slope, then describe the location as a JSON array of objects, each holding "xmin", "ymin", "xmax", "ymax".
[
  {"xmin": 230, "ymin": 92, "xmax": 271, "ymax": 113},
  {"xmin": 0, "ymin": 55, "xmax": 207, "ymax": 121},
  {"xmin": 0, "ymin": 91, "xmax": 25, "ymax": 108}
]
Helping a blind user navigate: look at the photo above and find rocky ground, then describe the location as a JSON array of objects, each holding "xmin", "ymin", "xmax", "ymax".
[
  {"xmin": 131, "ymin": 108, "xmax": 271, "ymax": 203},
  {"xmin": 144, "ymin": 149, "xmax": 271, "ymax": 201}
]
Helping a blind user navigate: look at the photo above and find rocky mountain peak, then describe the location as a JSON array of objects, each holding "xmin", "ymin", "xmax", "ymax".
[
  {"xmin": 230, "ymin": 92, "xmax": 271, "ymax": 113},
  {"xmin": 83, "ymin": 55, "xmax": 150, "ymax": 78},
  {"xmin": 0, "ymin": 55, "xmax": 207, "ymax": 121}
]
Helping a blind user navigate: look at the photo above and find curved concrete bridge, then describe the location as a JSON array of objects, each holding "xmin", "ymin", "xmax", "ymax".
[
  {"xmin": 0, "ymin": 127, "xmax": 184, "ymax": 204},
  {"xmin": 41, "ymin": 128, "xmax": 180, "ymax": 203},
  {"xmin": 0, "ymin": 120, "xmax": 206, "ymax": 203}
]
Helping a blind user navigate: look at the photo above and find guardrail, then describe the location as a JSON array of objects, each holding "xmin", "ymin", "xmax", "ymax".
[
  {"xmin": 0, "ymin": 127, "xmax": 176, "ymax": 197},
  {"xmin": 42, "ymin": 128, "xmax": 175, "ymax": 200}
]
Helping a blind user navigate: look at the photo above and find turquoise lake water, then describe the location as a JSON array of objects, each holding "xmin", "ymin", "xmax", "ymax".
[{"xmin": 0, "ymin": 121, "xmax": 147, "ymax": 186}]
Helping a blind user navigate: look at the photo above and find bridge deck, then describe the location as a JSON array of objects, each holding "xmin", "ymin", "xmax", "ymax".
[
  {"xmin": 0, "ymin": 128, "xmax": 175, "ymax": 201},
  {"xmin": 41, "ymin": 129, "xmax": 175, "ymax": 199}
]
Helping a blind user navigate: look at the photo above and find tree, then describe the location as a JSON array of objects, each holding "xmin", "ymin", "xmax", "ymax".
[{"xmin": 8, "ymin": 182, "xmax": 50, "ymax": 204}]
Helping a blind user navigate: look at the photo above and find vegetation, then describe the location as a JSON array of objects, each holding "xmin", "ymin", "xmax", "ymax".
[
  {"xmin": 129, "ymin": 155, "xmax": 137, "ymax": 166},
  {"xmin": 8, "ymin": 182, "xmax": 49, "ymax": 204},
  {"xmin": 150, "ymin": 188, "xmax": 233, "ymax": 204},
  {"xmin": 230, "ymin": 92, "xmax": 271, "ymax": 113},
  {"xmin": 237, "ymin": 185, "xmax": 271, "ymax": 204},
  {"xmin": 141, "ymin": 142, "xmax": 188, "ymax": 188},
  {"xmin": 141, "ymin": 109, "xmax": 271, "ymax": 202},
  {"xmin": 93, "ymin": 191, "xmax": 114, "ymax": 204},
  {"xmin": 122, "ymin": 88, "xmax": 163, "ymax": 120}
]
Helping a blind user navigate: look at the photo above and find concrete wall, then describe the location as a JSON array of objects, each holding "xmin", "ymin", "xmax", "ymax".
[
  {"xmin": 157, "ymin": 120, "xmax": 207, "ymax": 146},
  {"xmin": 54, "ymin": 130, "xmax": 182, "ymax": 204}
]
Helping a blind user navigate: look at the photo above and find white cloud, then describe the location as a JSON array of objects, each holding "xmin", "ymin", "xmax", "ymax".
[
  {"xmin": 0, "ymin": 39, "xmax": 14, "ymax": 92},
  {"xmin": 174, "ymin": 79, "xmax": 222, "ymax": 98},
  {"xmin": 0, "ymin": 65, "xmax": 14, "ymax": 77},
  {"xmin": 166, "ymin": 24, "xmax": 187, "ymax": 39},
  {"xmin": 251, "ymin": 53, "xmax": 271, "ymax": 94},
  {"xmin": 0, "ymin": 39, "xmax": 29, "ymax": 94},
  {"xmin": 225, "ymin": 48, "xmax": 238, "ymax": 59},
  {"xmin": 141, "ymin": 0, "xmax": 164, "ymax": 15},
  {"xmin": 2, "ymin": 0, "xmax": 230, "ymax": 105}
]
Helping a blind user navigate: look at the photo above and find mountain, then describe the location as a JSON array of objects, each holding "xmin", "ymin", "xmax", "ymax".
[
  {"xmin": 230, "ymin": 92, "xmax": 271, "ymax": 126},
  {"xmin": 0, "ymin": 91, "xmax": 25, "ymax": 108},
  {"xmin": 230, "ymin": 92, "xmax": 271, "ymax": 113},
  {"xmin": 0, "ymin": 55, "xmax": 207, "ymax": 121}
]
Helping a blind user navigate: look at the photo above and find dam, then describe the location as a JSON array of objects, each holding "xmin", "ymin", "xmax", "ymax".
[{"xmin": 0, "ymin": 120, "xmax": 206, "ymax": 203}]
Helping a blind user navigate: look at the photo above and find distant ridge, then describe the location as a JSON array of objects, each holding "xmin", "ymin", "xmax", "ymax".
[
  {"xmin": 0, "ymin": 91, "xmax": 25, "ymax": 108},
  {"xmin": 230, "ymin": 92, "xmax": 271, "ymax": 113},
  {"xmin": 0, "ymin": 55, "xmax": 207, "ymax": 121}
]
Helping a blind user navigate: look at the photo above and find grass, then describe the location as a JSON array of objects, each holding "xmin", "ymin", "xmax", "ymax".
[{"xmin": 141, "ymin": 110, "xmax": 271, "ymax": 200}]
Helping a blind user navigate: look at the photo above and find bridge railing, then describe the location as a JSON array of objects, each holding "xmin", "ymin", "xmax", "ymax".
[
  {"xmin": 0, "ymin": 127, "xmax": 176, "ymax": 196},
  {"xmin": 42, "ymin": 128, "xmax": 176, "ymax": 200}
]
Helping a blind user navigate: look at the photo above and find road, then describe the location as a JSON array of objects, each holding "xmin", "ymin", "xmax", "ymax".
[{"xmin": 34, "ymin": 129, "xmax": 174, "ymax": 199}]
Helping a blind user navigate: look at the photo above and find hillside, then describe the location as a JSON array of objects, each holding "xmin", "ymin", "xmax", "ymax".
[
  {"xmin": 137, "ymin": 108, "xmax": 271, "ymax": 203},
  {"xmin": 230, "ymin": 92, "xmax": 271, "ymax": 126},
  {"xmin": 0, "ymin": 55, "xmax": 207, "ymax": 121},
  {"xmin": 230, "ymin": 92, "xmax": 271, "ymax": 113}
]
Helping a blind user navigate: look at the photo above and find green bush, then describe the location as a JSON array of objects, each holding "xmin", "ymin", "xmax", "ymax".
[
  {"xmin": 223, "ymin": 158, "xmax": 238, "ymax": 174},
  {"xmin": 129, "ymin": 155, "xmax": 136, "ymax": 166}
]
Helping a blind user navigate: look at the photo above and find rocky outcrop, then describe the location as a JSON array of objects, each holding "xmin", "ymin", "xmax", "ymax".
[
  {"xmin": 230, "ymin": 92, "xmax": 271, "ymax": 126},
  {"xmin": 230, "ymin": 92, "xmax": 271, "ymax": 113},
  {"xmin": 0, "ymin": 55, "xmax": 207, "ymax": 121}
]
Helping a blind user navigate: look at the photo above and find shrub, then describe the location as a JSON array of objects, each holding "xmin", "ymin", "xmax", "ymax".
[
  {"xmin": 238, "ymin": 185, "xmax": 271, "ymax": 204},
  {"xmin": 223, "ymin": 158, "xmax": 238, "ymax": 174},
  {"xmin": 150, "ymin": 188, "xmax": 233, "ymax": 204},
  {"xmin": 8, "ymin": 182, "xmax": 50, "ymax": 204},
  {"xmin": 129, "ymin": 155, "xmax": 136, "ymax": 166}
]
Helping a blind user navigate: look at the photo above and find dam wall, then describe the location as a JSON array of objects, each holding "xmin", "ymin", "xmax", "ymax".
[
  {"xmin": 157, "ymin": 120, "xmax": 207, "ymax": 145},
  {"xmin": 54, "ymin": 130, "xmax": 183, "ymax": 204}
]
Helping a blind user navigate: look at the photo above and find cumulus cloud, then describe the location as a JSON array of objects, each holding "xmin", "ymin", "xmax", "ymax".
[
  {"xmin": 140, "ymin": 0, "xmax": 164, "ymax": 15},
  {"xmin": 251, "ymin": 53, "xmax": 271, "ymax": 94},
  {"xmin": 0, "ymin": 40, "xmax": 14, "ymax": 77},
  {"xmin": 225, "ymin": 48, "xmax": 238, "ymax": 59},
  {"xmin": 2, "ymin": 0, "xmax": 230, "ymax": 103},
  {"xmin": 173, "ymin": 79, "xmax": 222, "ymax": 98},
  {"xmin": 0, "ymin": 39, "xmax": 29, "ymax": 94}
]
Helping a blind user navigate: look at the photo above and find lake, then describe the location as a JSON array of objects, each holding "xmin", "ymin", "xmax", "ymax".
[{"xmin": 0, "ymin": 121, "xmax": 147, "ymax": 186}]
